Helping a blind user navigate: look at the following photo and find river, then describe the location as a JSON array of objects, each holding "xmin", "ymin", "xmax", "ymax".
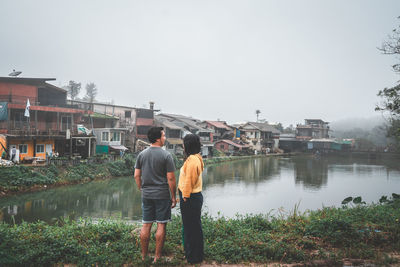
[{"xmin": 1, "ymin": 155, "xmax": 399, "ymax": 223}]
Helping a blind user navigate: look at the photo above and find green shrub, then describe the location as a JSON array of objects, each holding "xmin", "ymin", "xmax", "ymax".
[{"xmin": 107, "ymin": 160, "xmax": 132, "ymax": 177}]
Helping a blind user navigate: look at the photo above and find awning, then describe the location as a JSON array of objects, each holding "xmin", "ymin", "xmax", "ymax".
[
  {"xmin": 167, "ymin": 138, "xmax": 183, "ymax": 145},
  {"xmin": 109, "ymin": 145, "xmax": 128, "ymax": 151}
]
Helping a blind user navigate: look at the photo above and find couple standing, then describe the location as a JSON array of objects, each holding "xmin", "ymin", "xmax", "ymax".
[{"xmin": 134, "ymin": 127, "xmax": 204, "ymax": 264}]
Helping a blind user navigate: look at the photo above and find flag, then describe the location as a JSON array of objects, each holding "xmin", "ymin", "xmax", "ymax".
[{"xmin": 24, "ymin": 99, "xmax": 30, "ymax": 117}]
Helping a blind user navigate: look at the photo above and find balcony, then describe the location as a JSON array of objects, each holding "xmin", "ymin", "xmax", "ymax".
[
  {"xmin": 0, "ymin": 94, "xmax": 84, "ymax": 110},
  {"xmin": 0, "ymin": 120, "xmax": 79, "ymax": 136}
]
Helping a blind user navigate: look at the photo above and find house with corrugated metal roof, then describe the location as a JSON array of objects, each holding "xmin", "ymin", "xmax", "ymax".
[
  {"xmin": 69, "ymin": 100, "xmax": 156, "ymax": 152},
  {"xmin": 296, "ymin": 119, "xmax": 330, "ymax": 141},
  {"xmin": 155, "ymin": 115, "xmax": 186, "ymax": 155},
  {"xmin": 156, "ymin": 113, "xmax": 214, "ymax": 157},
  {"xmin": 214, "ymin": 139, "xmax": 250, "ymax": 155},
  {"xmin": 201, "ymin": 120, "xmax": 232, "ymax": 142},
  {"xmin": 239, "ymin": 122, "xmax": 280, "ymax": 153}
]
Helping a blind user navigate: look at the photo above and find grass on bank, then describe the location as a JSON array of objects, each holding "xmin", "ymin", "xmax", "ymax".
[
  {"xmin": 0, "ymin": 154, "xmax": 137, "ymax": 193},
  {"xmin": 0, "ymin": 196, "xmax": 399, "ymax": 266}
]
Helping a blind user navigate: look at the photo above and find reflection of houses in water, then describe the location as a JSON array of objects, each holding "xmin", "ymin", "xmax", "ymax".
[
  {"xmin": 294, "ymin": 158, "xmax": 328, "ymax": 189},
  {"xmin": 203, "ymin": 157, "xmax": 281, "ymax": 188}
]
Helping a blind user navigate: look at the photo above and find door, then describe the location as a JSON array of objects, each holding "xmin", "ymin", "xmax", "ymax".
[{"xmin": 45, "ymin": 144, "xmax": 52, "ymax": 155}]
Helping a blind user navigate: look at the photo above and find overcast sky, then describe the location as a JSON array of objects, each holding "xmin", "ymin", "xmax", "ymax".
[{"xmin": 1, "ymin": 0, "xmax": 399, "ymax": 126}]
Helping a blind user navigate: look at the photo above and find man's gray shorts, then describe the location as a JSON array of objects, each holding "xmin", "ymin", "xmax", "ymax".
[{"xmin": 141, "ymin": 198, "xmax": 171, "ymax": 223}]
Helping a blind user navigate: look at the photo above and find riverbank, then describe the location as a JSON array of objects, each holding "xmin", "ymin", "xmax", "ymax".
[
  {"xmin": 0, "ymin": 196, "xmax": 399, "ymax": 266},
  {"xmin": 0, "ymin": 153, "xmax": 291, "ymax": 198}
]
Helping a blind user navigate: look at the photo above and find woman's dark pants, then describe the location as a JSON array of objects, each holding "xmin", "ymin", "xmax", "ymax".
[{"xmin": 179, "ymin": 190, "xmax": 204, "ymax": 264}]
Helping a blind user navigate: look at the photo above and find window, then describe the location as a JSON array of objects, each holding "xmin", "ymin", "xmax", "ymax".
[
  {"xmin": 167, "ymin": 129, "xmax": 180, "ymax": 138},
  {"xmin": 19, "ymin": 144, "xmax": 28, "ymax": 154},
  {"xmin": 168, "ymin": 144, "xmax": 174, "ymax": 149},
  {"xmin": 102, "ymin": 132, "xmax": 109, "ymax": 142},
  {"xmin": 36, "ymin": 144, "xmax": 44, "ymax": 153},
  {"xmin": 61, "ymin": 116, "xmax": 72, "ymax": 131},
  {"xmin": 220, "ymin": 144, "xmax": 225, "ymax": 149},
  {"xmin": 136, "ymin": 109, "xmax": 153, "ymax": 119},
  {"xmin": 112, "ymin": 132, "xmax": 120, "ymax": 141},
  {"xmin": 125, "ymin": 111, "xmax": 131, "ymax": 118},
  {"xmin": 137, "ymin": 125, "xmax": 152, "ymax": 135}
]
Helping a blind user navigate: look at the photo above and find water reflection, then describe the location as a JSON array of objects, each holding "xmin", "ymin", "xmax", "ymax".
[
  {"xmin": 1, "ymin": 155, "xmax": 399, "ymax": 223},
  {"xmin": 0, "ymin": 177, "xmax": 141, "ymax": 224},
  {"xmin": 204, "ymin": 157, "xmax": 280, "ymax": 187}
]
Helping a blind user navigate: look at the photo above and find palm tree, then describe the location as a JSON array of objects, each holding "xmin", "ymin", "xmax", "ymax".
[{"xmin": 255, "ymin": 109, "xmax": 261, "ymax": 122}]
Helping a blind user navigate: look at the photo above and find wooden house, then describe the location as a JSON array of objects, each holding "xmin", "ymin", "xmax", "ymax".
[
  {"xmin": 296, "ymin": 119, "xmax": 330, "ymax": 140},
  {"xmin": 0, "ymin": 77, "xmax": 94, "ymax": 160},
  {"xmin": 69, "ymin": 100, "xmax": 155, "ymax": 152},
  {"xmin": 214, "ymin": 139, "xmax": 250, "ymax": 155},
  {"xmin": 239, "ymin": 122, "xmax": 280, "ymax": 153}
]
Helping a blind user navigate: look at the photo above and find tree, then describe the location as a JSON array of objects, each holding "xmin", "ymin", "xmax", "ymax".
[
  {"xmin": 84, "ymin": 82, "xmax": 98, "ymax": 103},
  {"xmin": 378, "ymin": 16, "xmax": 400, "ymax": 74},
  {"xmin": 275, "ymin": 123, "xmax": 284, "ymax": 132},
  {"xmin": 66, "ymin": 80, "xmax": 81, "ymax": 100},
  {"xmin": 255, "ymin": 109, "xmax": 261, "ymax": 122},
  {"xmin": 283, "ymin": 124, "xmax": 296, "ymax": 134},
  {"xmin": 376, "ymin": 17, "xmax": 400, "ymax": 150}
]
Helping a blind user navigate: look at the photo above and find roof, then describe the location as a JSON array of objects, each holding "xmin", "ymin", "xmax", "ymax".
[
  {"xmin": 242, "ymin": 122, "xmax": 280, "ymax": 134},
  {"xmin": 216, "ymin": 139, "xmax": 250, "ymax": 148},
  {"xmin": 159, "ymin": 113, "xmax": 198, "ymax": 121},
  {"xmin": 205, "ymin": 121, "xmax": 231, "ymax": 130},
  {"xmin": 297, "ymin": 125, "xmax": 327, "ymax": 129},
  {"xmin": 0, "ymin": 77, "xmax": 56, "ymax": 83},
  {"xmin": 85, "ymin": 112, "xmax": 119, "ymax": 120},
  {"xmin": 305, "ymin": 119, "xmax": 328, "ymax": 123},
  {"xmin": 69, "ymin": 99, "xmax": 156, "ymax": 111},
  {"xmin": 157, "ymin": 113, "xmax": 211, "ymax": 132},
  {"xmin": 160, "ymin": 119, "xmax": 184, "ymax": 130},
  {"xmin": 309, "ymin": 138, "xmax": 336, "ymax": 143}
]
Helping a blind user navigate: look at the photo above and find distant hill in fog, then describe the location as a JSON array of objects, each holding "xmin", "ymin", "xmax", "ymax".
[
  {"xmin": 330, "ymin": 116, "xmax": 387, "ymax": 132},
  {"xmin": 330, "ymin": 116, "xmax": 389, "ymax": 147}
]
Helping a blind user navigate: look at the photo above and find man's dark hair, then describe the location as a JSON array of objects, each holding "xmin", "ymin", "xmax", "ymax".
[
  {"xmin": 147, "ymin": 127, "xmax": 164, "ymax": 143},
  {"xmin": 183, "ymin": 134, "xmax": 201, "ymax": 156}
]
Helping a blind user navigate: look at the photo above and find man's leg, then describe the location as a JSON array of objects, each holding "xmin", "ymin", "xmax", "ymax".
[
  {"xmin": 154, "ymin": 223, "xmax": 166, "ymax": 262},
  {"xmin": 140, "ymin": 223, "xmax": 152, "ymax": 260}
]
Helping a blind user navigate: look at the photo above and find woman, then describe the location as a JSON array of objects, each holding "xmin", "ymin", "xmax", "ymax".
[{"xmin": 178, "ymin": 134, "xmax": 204, "ymax": 264}]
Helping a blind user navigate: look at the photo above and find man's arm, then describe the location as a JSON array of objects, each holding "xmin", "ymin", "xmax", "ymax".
[
  {"xmin": 167, "ymin": 171, "xmax": 176, "ymax": 208},
  {"xmin": 134, "ymin": 168, "xmax": 142, "ymax": 191}
]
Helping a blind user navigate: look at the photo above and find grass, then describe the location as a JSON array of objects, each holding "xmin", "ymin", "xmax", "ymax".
[{"xmin": 0, "ymin": 197, "xmax": 399, "ymax": 266}]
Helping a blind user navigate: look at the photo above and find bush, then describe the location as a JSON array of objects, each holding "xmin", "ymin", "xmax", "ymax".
[
  {"xmin": 107, "ymin": 160, "xmax": 132, "ymax": 177},
  {"xmin": 1, "ymin": 198, "xmax": 400, "ymax": 266}
]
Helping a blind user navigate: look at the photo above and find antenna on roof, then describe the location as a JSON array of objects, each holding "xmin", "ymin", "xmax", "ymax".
[{"xmin": 9, "ymin": 69, "xmax": 22, "ymax": 77}]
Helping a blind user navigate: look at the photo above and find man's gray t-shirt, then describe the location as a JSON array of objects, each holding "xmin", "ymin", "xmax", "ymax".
[{"xmin": 135, "ymin": 147, "xmax": 176, "ymax": 199}]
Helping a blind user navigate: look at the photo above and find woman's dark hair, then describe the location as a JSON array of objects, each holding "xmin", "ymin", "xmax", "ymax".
[
  {"xmin": 183, "ymin": 134, "xmax": 201, "ymax": 156},
  {"xmin": 147, "ymin": 127, "xmax": 164, "ymax": 143}
]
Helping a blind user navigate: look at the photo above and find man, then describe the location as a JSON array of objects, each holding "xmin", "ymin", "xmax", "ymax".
[{"xmin": 134, "ymin": 127, "xmax": 176, "ymax": 263}]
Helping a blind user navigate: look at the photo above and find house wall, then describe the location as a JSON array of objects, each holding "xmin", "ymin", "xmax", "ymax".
[
  {"xmin": 7, "ymin": 109, "xmax": 82, "ymax": 133},
  {"xmin": 9, "ymin": 139, "xmax": 54, "ymax": 160},
  {"xmin": 37, "ymin": 87, "xmax": 66, "ymax": 106},
  {"xmin": 93, "ymin": 129, "xmax": 124, "ymax": 146},
  {"xmin": 92, "ymin": 104, "xmax": 137, "ymax": 130},
  {"xmin": 215, "ymin": 141, "xmax": 230, "ymax": 152},
  {"xmin": 0, "ymin": 83, "xmax": 37, "ymax": 104}
]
